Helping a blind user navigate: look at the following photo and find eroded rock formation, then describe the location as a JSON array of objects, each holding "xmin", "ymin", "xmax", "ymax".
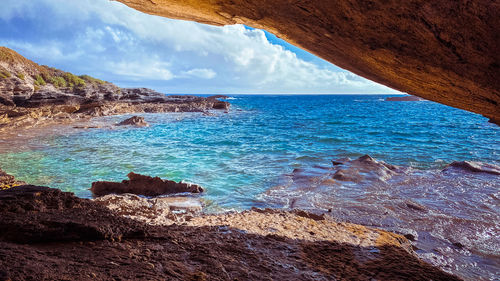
[
  {"xmin": 0, "ymin": 47, "xmax": 231, "ymax": 133},
  {"xmin": 116, "ymin": 0, "xmax": 500, "ymax": 123},
  {"xmin": 90, "ymin": 172, "xmax": 204, "ymax": 197}
]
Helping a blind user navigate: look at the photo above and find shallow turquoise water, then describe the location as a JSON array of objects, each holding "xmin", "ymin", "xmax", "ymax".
[{"xmin": 0, "ymin": 95, "xmax": 498, "ymax": 209}]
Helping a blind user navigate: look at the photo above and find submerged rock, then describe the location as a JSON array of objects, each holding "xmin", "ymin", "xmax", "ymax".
[
  {"xmin": 443, "ymin": 161, "xmax": 500, "ymax": 175},
  {"xmin": 331, "ymin": 155, "xmax": 401, "ymax": 183},
  {"xmin": 116, "ymin": 116, "xmax": 149, "ymax": 127},
  {"xmin": 263, "ymin": 155, "xmax": 500, "ymax": 279},
  {"xmin": 90, "ymin": 172, "xmax": 204, "ymax": 197}
]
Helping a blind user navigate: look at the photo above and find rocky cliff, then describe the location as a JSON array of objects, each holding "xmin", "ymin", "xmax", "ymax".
[
  {"xmin": 116, "ymin": 0, "xmax": 500, "ymax": 123},
  {"xmin": 0, "ymin": 47, "xmax": 230, "ymax": 132}
]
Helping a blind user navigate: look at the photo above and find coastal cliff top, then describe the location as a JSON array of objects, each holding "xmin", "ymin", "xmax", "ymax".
[{"xmin": 0, "ymin": 46, "xmax": 230, "ymax": 135}]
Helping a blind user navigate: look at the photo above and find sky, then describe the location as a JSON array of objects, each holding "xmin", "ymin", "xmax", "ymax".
[{"xmin": 0, "ymin": 0, "xmax": 400, "ymax": 95}]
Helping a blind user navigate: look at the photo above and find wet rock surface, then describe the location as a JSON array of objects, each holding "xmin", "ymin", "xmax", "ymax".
[
  {"xmin": 444, "ymin": 160, "xmax": 500, "ymax": 175},
  {"xmin": 0, "ymin": 185, "xmax": 460, "ymax": 280},
  {"xmin": 91, "ymin": 172, "xmax": 204, "ymax": 197},
  {"xmin": 116, "ymin": 0, "xmax": 499, "ymax": 123},
  {"xmin": 116, "ymin": 115, "xmax": 149, "ymax": 127},
  {"xmin": 263, "ymin": 155, "xmax": 500, "ymax": 280},
  {"xmin": 94, "ymin": 193, "xmax": 203, "ymax": 225},
  {"xmin": 331, "ymin": 155, "xmax": 401, "ymax": 183}
]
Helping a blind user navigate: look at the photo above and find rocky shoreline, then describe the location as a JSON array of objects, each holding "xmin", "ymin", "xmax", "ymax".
[
  {"xmin": 0, "ymin": 47, "xmax": 229, "ymax": 134},
  {"xmin": 0, "ymin": 185, "xmax": 461, "ymax": 280},
  {"xmin": 0, "ymin": 46, "xmax": 473, "ymax": 279}
]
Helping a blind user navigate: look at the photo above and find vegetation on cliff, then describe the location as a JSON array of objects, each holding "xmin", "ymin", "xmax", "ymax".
[{"xmin": 0, "ymin": 47, "xmax": 108, "ymax": 92}]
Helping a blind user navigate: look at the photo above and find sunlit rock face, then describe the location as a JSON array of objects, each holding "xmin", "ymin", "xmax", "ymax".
[{"xmin": 117, "ymin": 0, "xmax": 500, "ymax": 123}]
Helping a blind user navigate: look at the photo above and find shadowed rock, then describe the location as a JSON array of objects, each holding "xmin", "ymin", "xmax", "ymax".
[
  {"xmin": 212, "ymin": 99, "xmax": 230, "ymax": 110},
  {"xmin": 90, "ymin": 172, "xmax": 204, "ymax": 197},
  {"xmin": 0, "ymin": 185, "xmax": 461, "ymax": 280},
  {"xmin": 116, "ymin": 116, "xmax": 149, "ymax": 127},
  {"xmin": 0, "ymin": 185, "xmax": 148, "ymax": 244}
]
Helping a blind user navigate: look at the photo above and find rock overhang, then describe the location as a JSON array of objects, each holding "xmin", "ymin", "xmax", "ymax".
[{"xmin": 116, "ymin": 0, "xmax": 500, "ymax": 123}]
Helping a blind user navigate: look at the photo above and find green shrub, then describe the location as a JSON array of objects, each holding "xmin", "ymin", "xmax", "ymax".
[
  {"xmin": 17, "ymin": 73, "xmax": 25, "ymax": 80},
  {"xmin": 0, "ymin": 70, "xmax": 11, "ymax": 79},
  {"xmin": 47, "ymin": 76, "xmax": 67, "ymax": 88},
  {"xmin": 34, "ymin": 75, "xmax": 46, "ymax": 86},
  {"xmin": 63, "ymin": 72, "xmax": 86, "ymax": 89},
  {"xmin": 79, "ymin": 74, "xmax": 106, "ymax": 85}
]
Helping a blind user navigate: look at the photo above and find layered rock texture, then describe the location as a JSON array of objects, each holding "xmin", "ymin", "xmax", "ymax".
[
  {"xmin": 90, "ymin": 172, "xmax": 204, "ymax": 197},
  {"xmin": 0, "ymin": 185, "xmax": 461, "ymax": 280},
  {"xmin": 0, "ymin": 47, "xmax": 230, "ymax": 132},
  {"xmin": 116, "ymin": 0, "xmax": 500, "ymax": 123}
]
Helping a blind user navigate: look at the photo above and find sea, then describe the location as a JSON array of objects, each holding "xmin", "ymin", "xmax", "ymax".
[{"xmin": 0, "ymin": 95, "xmax": 499, "ymax": 280}]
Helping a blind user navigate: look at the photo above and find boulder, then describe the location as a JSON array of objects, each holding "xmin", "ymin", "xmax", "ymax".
[
  {"xmin": 90, "ymin": 172, "xmax": 204, "ymax": 197},
  {"xmin": 116, "ymin": 116, "xmax": 149, "ymax": 127},
  {"xmin": 212, "ymin": 100, "xmax": 230, "ymax": 110},
  {"xmin": 331, "ymin": 155, "xmax": 401, "ymax": 183}
]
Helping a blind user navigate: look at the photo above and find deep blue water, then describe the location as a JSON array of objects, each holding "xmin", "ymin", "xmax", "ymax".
[{"xmin": 1, "ymin": 95, "xmax": 498, "ymax": 209}]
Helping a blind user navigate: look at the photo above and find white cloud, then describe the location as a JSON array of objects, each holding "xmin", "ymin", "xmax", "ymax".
[
  {"xmin": 106, "ymin": 60, "xmax": 174, "ymax": 81},
  {"xmin": 0, "ymin": 40, "xmax": 82, "ymax": 61},
  {"xmin": 0, "ymin": 0, "xmax": 400, "ymax": 94},
  {"xmin": 179, "ymin": 68, "xmax": 217, "ymax": 79}
]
